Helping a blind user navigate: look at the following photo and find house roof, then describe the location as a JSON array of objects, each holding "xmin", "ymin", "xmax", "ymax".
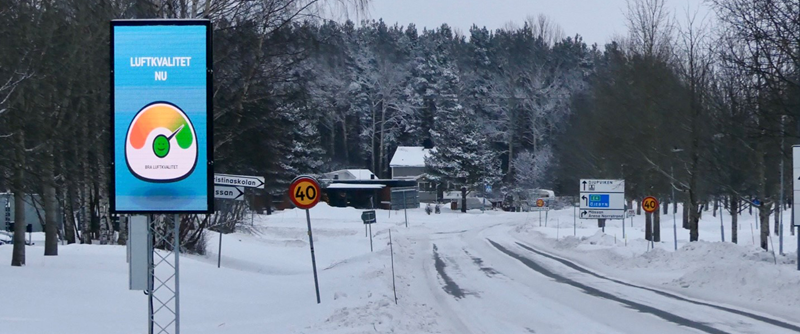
[
  {"xmin": 344, "ymin": 169, "xmax": 375, "ymax": 180},
  {"xmin": 389, "ymin": 146, "xmax": 431, "ymax": 168}
]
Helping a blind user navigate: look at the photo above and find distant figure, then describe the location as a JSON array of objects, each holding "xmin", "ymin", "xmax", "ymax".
[
  {"xmin": 434, "ymin": 203, "xmax": 441, "ymax": 214},
  {"xmin": 425, "ymin": 203, "xmax": 432, "ymax": 215}
]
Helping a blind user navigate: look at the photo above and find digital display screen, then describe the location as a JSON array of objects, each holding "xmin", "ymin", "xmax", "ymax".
[{"xmin": 111, "ymin": 21, "xmax": 212, "ymax": 213}]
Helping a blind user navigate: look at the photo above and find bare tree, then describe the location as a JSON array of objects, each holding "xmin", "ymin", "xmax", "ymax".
[
  {"xmin": 625, "ymin": 0, "xmax": 674, "ymax": 61},
  {"xmin": 526, "ymin": 14, "xmax": 565, "ymax": 47}
]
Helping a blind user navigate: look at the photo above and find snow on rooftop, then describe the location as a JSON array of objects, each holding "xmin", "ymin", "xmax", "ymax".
[
  {"xmin": 326, "ymin": 183, "xmax": 385, "ymax": 189},
  {"xmin": 389, "ymin": 146, "xmax": 431, "ymax": 168},
  {"xmin": 345, "ymin": 169, "xmax": 375, "ymax": 180}
]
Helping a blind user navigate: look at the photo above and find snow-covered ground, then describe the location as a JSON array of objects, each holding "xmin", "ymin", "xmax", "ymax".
[{"xmin": 1, "ymin": 203, "xmax": 799, "ymax": 333}]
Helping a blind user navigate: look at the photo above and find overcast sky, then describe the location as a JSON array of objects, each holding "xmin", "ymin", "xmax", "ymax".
[{"xmin": 350, "ymin": 0, "xmax": 713, "ymax": 47}]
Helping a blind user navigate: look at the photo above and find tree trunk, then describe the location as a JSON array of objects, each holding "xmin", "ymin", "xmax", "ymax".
[
  {"xmin": 378, "ymin": 102, "xmax": 386, "ymax": 178},
  {"xmin": 11, "ymin": 132, "xmax": 26, "ymax": 266},
  {"xmin": 662, "ymin": 199, "xmax": 669, "ymax": 215},
  {"xmin": 43, "ymin": 152, "xmax": 58, "ymax": 256},
  {"xmin": 460, "ymin": 187, "xmax": 467, "ymax": 213},
  {"xmin": 637, "ymin": 198, "xmax": 642, "ymax": 215},
  {"xmin": 774, "ymin": 205, "xmax": 780, "ymax": 235},
  {"xmin": 713, "ymin": 199, "xmax": 718, "ymax": 217},
  {"xmin": 673, "ymin": 200, "xmax": 678, "ymax": 214},
  {"xmin": 689, "ymin": 204, "xmax": 700, "ymax": 242},
  {"xmin": 760, "ymin": 204, "xmax": 771, "ymax": 251},
  {"xmin": 731, "ymin": 195, "xmax": 738, "ymax": 244},
  {"xmin": 654, "ymin": 209, "xmax": 661, "ymax": 242},
  {"xmin": 645, "ymin": 212, "xmax": 652, "ymax": 241},
  {"xmin": 507, "ymin": 140, "xmax": 514, "ymax": 175},
  {"xmin": 81, "ymin": 183, "xmax": 91, "ymax": 244},
  {"xmin": 64, "ymin": 185, "xmax": 77, "ymax": 244},
  {"xmin": 682, "ymin": 200, "xmax": 690, "ymax": 229},
  {"xmin": 341, "ymin": 119, "xmax": 349, "ymax": 164},
  {"xmin": 117, "ymin": 215, "xmax": 128, "ymax": 245},
  {"xmin": 371, "ymin": 106, "xmax": 377, "ymax": 174}
]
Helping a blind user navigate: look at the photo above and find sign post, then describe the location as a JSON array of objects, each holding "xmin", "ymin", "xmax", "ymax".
[
  {"xmin": 793, "ymin": 145, "xmax": 800, "ymax": 270},
  {"xmin": 289, "ymin": 175, "xmax": 322, "ymax": 303},
  {"xmin": 642, "ymin": 196, "xmax": 659, "ymax": 249},
  {"xmin": 361, "ymin": 210, "xmax": 377, "ymax": 252},
  {"xmin": 579, "ymin": 179, "xmax": 626, "ymax": 222}
]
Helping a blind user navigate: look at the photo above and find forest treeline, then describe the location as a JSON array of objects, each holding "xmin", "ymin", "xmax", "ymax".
[{"xmin": 1, "ymin": 0, "xmax": 798, "ymax": 264}]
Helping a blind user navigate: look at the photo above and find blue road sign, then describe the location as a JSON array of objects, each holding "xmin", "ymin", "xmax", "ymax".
[
  {"xmin": 486, "ymin": 185, "xmax": 492, "ymax": 193},
  {"xmin": 588, "ymin": 194, "xmax": 610, "ymax": 208}
]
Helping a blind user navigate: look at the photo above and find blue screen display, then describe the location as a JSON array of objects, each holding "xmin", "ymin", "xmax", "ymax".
[{"xmin": 112, "ymin": 23, "xmax": 210, "ymax": 213}]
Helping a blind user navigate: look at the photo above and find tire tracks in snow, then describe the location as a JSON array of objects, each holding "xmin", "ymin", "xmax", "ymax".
[
  {"xmin": 488, "ymin": 239, "xmax": 728, "ymax": 334},
  {"xmin": 511, "ymin": 240, "xmax": 800, "ymax": 333},
  {"xmin": 432, "ymin": 244, "xmax": 468, "ymax": 299}
]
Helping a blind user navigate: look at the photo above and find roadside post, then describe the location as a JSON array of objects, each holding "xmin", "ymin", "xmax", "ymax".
[
  {"xmin": 361, "ymin": 210, "xmax": 377, "ymax": 252},
  {"xmin": 213, "ymin": 173, "xmax": 263, "ymax": 268},
  {"xmin": 289, "ymin": 175, "xmax": 323, "ymax": 303},
  {"xmin": 573, "ymin": 203, "xmax": 577, "ymax": 236},
  {"xmin": 532, "ymin": 199, "xmax": 547, "ymax": 227},
  {"xmin": 642, "ymin": 196, "xmax": 658, "ymax": 250},
  {"xmin": 793, "ymin": 145, "xmax": 800, "ymax": 270}
]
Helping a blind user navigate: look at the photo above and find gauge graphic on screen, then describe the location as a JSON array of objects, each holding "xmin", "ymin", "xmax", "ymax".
[{"xmin": 125, "ymin": 102, "xmax": 198, "ymax": 182}]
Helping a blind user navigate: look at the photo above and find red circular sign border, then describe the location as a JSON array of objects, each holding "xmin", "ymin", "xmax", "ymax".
[
  {"xmin": 536, "ymin": 199, "xmax": 545, "ymax": 207},
  {"xmin": 642, "ymin": 196, "xmax": 659, "ymax": 213},
  {"xmin": 289, "ymin": 176, "xmax": 321, "ymax": 209}
]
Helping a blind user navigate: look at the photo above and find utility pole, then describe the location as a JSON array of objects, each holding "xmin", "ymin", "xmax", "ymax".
[{"xmin": 779, "ymin": 116, "xmax": 785, "ymax": 254}]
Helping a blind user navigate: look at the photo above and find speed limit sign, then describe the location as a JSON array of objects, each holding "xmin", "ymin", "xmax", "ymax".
[
  {"xmin": 289, "ymin": 176, "xmax": 321, "ymax": 209},
  {"xmin": 642, "ymin": 196, "xmax": 659, "ymax": 213}
]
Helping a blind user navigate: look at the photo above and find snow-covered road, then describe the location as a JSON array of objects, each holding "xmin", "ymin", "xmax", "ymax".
[
  {"xmin": 3, "ymin": 204, "xmax": 799, "ymax": 333},
  {"xmin": 400, "ymin": 219, "xmax": 800, "ymax": 334}
]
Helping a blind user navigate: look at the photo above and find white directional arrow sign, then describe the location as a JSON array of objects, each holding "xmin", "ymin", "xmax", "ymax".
[
  {"xmin": 579, "ymin": 179, "xmax": 625, "ymax": 220},
  {"xmin": 214, "ymin": 185, "xmax": 244, "ymax": 201},
  {"xmin": 214, "ymin": 173, "xmax": 265, "ymax": 189}
]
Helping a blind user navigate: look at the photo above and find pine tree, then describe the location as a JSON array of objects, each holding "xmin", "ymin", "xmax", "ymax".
[{"xmin": 425, "ymin": 40, "xmax": 501, "ymax": 198}]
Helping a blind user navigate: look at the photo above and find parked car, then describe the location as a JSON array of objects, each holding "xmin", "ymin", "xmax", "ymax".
[{"xmin": 0, "ymin": 231, "xmax": 12, "ymax": 245}]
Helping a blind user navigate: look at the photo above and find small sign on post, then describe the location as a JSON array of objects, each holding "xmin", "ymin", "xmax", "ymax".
[
  {"xmin": 289, "ymin": 175, "xmax": 322, "ymax": 303},
  {"xmin": 361, "ymin": 210, "xmax": 377, "ymax": 252},
  {"xmin": 642, "ymin": 196, "xmax": 659, "ymax": 213}
]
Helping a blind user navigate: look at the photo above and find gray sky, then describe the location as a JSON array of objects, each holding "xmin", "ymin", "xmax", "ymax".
[{"xmin": 354, "ymin": 0, "xmax": 713, "ymax": 47}]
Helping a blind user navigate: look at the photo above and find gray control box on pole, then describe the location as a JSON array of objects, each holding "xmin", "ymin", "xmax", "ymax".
[{"xmin": 128, "ymin": 216, "xmax": 149, "ymax": 291}]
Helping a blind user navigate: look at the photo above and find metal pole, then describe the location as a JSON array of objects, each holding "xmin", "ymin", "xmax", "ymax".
[
  {"xmin": 174, "ymin": 214, "xmax": 180, "ymax": 334},
  {"xmin": 402, "ymin": 191, "xmax": 408, "ymax": 228},
  {"xmin": 780, "ymin": 116, "xmax": 785, "ymax": 254},
  {"xmin": 672, "ymin": 166, "xmax": 678, "ymax": 251},
  {"xmin": 539, "ymin": 210, "xmax": 542, "ymax": 227},
  {"xmin": 250, "ymin": 192, "xmax": 255, "ymax": 226},
  {"xmin": 389, "ymin": 230, "xmax": 397, "ymax": 304},
  {"xmin": 545, "ymin": 209, "xmax": 549, "ymax": 227},
  {"xmin": 720, "ymin": 208, "xmax": 725, "ymax": 242},
  {"xmin": 573, "ymin": 205, "xmax": 576, "ymax": 236},
  {"xmin": 217, "ymin": 230, "xmax": 222, "ymax": 268},
  {"xmin": 305, "ymin": 209, "xmax": 321, "ymax": 304},
  {"xmin": 622, "ymin": 205, "xmax": 626, "ymax": 240},
  {"xmin": 368, "ymin": 223, "xmax": 373, "ymax": 252},
  {"xmin": 147, "ymin": 216, "xmax": 153, "ymax": 334}
]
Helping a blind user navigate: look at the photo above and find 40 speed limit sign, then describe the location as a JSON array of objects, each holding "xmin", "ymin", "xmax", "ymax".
[
  {"xmin": 289, "ymin": 176, "xmax": 321, "ymax": 209},
  {"xmin": 642, "ymin": 196, "xmax": 659, "ymax": 213}
]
